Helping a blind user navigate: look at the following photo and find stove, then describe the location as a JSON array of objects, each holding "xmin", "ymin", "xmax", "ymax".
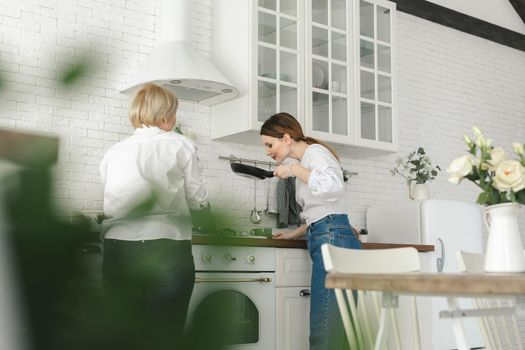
[{"xmin": 188, "ymin": 244, "xmax": 276, "ymax": 349}]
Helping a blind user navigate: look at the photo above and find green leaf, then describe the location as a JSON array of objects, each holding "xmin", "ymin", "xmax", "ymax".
[
  {"xmin": 466, "ymin": 167, "xmax": 480, "ymax": 181},
  {"xmin": 417, "ymin": 147, "xmax": 425, "ymax": 155},
  {"xmin": 499, "ymin": 191, "xmax": 509, "ymax": 203},
  {"xmin": 174, "ymin": 125, "xmax": 183, "ymax": 134},
  {"xmin": 477, "ymin": 192, "xmax": 490, "ymax": 205},
  {"xmin": 60, "ymin": 62, "xmax": 89, "ymax": 86},
  {"xmin": 516, "ymin": 190, "xmax": 525, "ymax": 205}
]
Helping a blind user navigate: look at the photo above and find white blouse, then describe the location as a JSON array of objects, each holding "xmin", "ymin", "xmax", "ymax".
[
  {"xmin": 99, "ymin": 126, "xmax": 208, "ymax": 241},
  {"xmin": 296, "ymin": 144, "xmax": 347, "ymax": 226}
]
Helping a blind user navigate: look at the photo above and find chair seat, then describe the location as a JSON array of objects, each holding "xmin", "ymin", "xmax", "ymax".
[{"xmin": 457, "ymin": 250, "xmax": 524, "ymax": 350}]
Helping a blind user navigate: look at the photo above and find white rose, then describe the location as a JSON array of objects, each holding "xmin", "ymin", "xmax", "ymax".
[
  {"xmin": 492, "ymin": 160, "xmax": 525, "ymax": 192},
  {"xmin": 485, "ymin": 147, "xmax": 507, "ymax": 170},
  {"xmin": 447, "ymin": 155, "xmax": 474, "ymax": 184},
  {"xmin": 513, "ymin": 142, "xmax": 524, "ymax": 156}
]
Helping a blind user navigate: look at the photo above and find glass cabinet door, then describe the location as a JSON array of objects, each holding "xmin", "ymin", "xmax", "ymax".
[
  {"xmin": 357, "ymin": 0, "xmax": 395, "ymax": 147},
  {"xmin": 307, "ymin": 0, "xmax": 353, "ymax": 143},
  {"xmin": 257, "ymin": 0, "xmax": 304, "ymax": 124}
]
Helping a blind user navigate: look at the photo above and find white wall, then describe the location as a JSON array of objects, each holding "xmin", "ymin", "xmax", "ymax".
[{"xmin": 1, "ymin": 0, "xmax": 525, "ymax": 236}]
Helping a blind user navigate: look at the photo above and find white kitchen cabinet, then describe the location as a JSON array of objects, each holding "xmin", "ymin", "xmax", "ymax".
[
  {"xmin": 354, "ymin": 0, "xmax": 397, "ymax": 151},
  {"xmin": 306, "ymin": 0, "xmax": 396, "ymax": 151},
  {"xmin": 211, "ymin": 0, "xmax": 305, "ymax": 144},
  {"xmin": 276, "ymin": 287, "xmax": 311, "ymax": 350},
  {"xmin": 275, "ymin": 248, "xmax": 311, "ymax": 350},
  {"xmin": 211, "ymin": 0, "xmax": 396, "ymax": 152},
  {"xmin": 306, "ymin": 0, "xmax": 356, "ymax": 145}
]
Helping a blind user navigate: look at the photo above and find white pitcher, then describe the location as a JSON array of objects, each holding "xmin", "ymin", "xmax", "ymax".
[{"xmin": 483, "ymin": 203, "xmax": 525, "ymax": 273}]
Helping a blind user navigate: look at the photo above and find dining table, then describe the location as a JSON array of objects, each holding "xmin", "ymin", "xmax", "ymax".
[{"xmin": 325, "ymin": 271, "xmax": 525, "ymax": 350}]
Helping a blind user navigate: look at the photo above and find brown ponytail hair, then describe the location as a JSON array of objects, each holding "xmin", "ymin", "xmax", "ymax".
[{"xmin": 260, "ymin": 112, "xmax": 339, "ymax": 161}]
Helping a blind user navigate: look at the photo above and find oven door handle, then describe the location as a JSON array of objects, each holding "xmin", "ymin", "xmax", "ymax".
[{"xmin": 195, "ymin": 277, "xmax": 272, "ymax": 283}]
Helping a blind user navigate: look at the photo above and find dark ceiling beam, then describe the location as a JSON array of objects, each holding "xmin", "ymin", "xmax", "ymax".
[
  {"xmin": 509, "ymin": 0, "xmax": 525, "ymax": 24},
  {"xmin": 390, "ymin": 0, "xmax": 525, "ymax": 52}
]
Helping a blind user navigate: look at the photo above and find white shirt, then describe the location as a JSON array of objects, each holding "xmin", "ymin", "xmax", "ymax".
[
  {"xmin": 296, "ymin": 144, "xmax": 347, "ymax": 226},
  {"xmin": 99, "ymin": 126, "xmax": 208, "ymax": 241}
]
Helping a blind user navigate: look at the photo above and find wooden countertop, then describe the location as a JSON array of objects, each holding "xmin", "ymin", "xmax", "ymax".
[
  {"xmin": 192, "ymin": 234, "xmax": 307, "ymax": 248},
  {"xmin": 325, "ymin": 272, "xmax": 525, "ymax": 297},
  {"xmin": 192, "ymin": 235, "xmax": 434, "ymax": 252}
]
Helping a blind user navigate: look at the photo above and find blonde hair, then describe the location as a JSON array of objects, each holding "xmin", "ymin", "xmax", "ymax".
[{"xmin": 129, "ymin": 83, "xmax": 179, "ymax": 128}]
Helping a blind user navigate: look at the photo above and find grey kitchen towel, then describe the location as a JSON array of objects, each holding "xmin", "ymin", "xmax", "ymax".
[{"xmin": 276, "ymin": 177, "xmax": 302, "ymax": 227}]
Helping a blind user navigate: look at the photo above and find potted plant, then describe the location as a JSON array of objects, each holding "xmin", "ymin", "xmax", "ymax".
[
  {"xmin": 391, "ymin": 147, "xmax": 441, "ymax": 200},
  {"xmin": 447, "ymin": 127, "xmax": 525, "ymax": 272}
]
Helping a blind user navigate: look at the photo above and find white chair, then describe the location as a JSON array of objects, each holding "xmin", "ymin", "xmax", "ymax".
[
  {"xmin": 456, "ymin": 250, "xmax": 524, "ymax": 350},
  {"xmin": 321, "ymin": 244, "xmax": 422, "ymax": 350}
]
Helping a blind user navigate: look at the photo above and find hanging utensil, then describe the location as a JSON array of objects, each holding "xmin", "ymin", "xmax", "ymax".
[
  {"xmin": 264, "ymin": 164, "xmax": 278, "ymax": 216},
  {"xmin": 250, "ymin": 179, "xmax": 262, "ymax": 224},
  {"xmin": 231, "ymin": 162, "xmax": 274, "ymax": 180}
]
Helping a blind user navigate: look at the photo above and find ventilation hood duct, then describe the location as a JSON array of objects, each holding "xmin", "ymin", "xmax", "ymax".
[{"xmin": 121, "ymin": 0, "xmax": 238, "ymax": 105}]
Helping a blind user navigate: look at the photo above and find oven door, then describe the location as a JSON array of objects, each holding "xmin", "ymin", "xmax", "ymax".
[{"xmin": 187, "ymin": 272, "xmax": 275, "ymax": 350}]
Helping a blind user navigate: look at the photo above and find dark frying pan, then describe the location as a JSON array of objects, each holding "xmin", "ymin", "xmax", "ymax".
[{"xmin": 231, "ymin": 163, "xmax": 274, "ymax": 180}]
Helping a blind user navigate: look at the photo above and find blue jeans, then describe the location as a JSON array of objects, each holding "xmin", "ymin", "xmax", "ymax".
[
  {"xmin": 306, "ymin": 214, "xmax": 362, "ymax": 350},
  {"xmin": 103, "ymin": 239, "xmax": 195, "ymax": 349}
]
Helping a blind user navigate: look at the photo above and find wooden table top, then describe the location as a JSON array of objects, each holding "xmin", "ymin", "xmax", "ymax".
[{"xmin": 326, "ymin": 272, "xmax": 525, "ymax": 297}]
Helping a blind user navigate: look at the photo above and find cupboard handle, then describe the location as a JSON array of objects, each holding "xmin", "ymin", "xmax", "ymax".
[
  {"xmin": 299, "ymin": 289, "xmax": 311, "ymax": 297},
  {"xmin": 195, "ymin": 277, "xmax": 272, "ymax": 283},
  {"xmin": 436, "ymin": 238, "xmax": 445, "ymax": 272}
]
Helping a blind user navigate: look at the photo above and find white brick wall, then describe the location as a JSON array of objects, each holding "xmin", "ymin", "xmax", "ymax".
[{"xmin": 1, "ymin": 0, "xmax": 525, "ymax": 236}]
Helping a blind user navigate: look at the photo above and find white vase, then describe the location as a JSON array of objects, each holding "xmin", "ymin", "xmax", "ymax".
[
  {"xmin": 410, "ymin": 183, "xmax": 429, "ymax": 200},
  {"xmin": 483, "ymin": 203, "xmax": 525, "ymax": 273}
]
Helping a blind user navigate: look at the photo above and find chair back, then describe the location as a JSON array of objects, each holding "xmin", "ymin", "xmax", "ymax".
[
  {"xmin": 457, "ymin": 250, "xmax": 524, "ymax": 350},
  {"xmin": 323, "ymin": 245, "xmax": 421, "ymax": 274},
  {"xmin": 321, "ymin": 244, "xmax": 422, "ymax": 350}
]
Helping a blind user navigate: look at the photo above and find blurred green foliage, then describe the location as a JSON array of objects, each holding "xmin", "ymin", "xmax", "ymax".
[
  {"xmin": 0, "ymin": 47, "xmax": 241, "ymax": 350},
  {"xmin": 59, "ymin": 62, "xmax": 90, "ymax": 86},
  {"xmin": 3, "ymin": 164, "xmax": 232, "ymax": 350}
]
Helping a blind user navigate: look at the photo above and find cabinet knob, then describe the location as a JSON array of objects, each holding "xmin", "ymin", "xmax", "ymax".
[
  {"xmin": 202, "ymin": 254, "xmax": 212, "ymax": 263},
  {"xmin": 247, "ymin": 255, "xmax": 255, "ymax": 263},
  {"xmin": 299, "ymin": 289, "xmax": 311, "ymax": 297},
  {"xmin": 224, "ymin": 253, "xmax": 236, "ymax": 262}
]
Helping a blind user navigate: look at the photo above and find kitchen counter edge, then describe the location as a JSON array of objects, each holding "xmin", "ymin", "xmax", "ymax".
[{"xmin": 192, "ymin": 235, "xmax": 434, "ymax": 252}]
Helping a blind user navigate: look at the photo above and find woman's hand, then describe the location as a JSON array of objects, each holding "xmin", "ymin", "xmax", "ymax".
[
  {"xmin": 273, "ymin": 163, "xmax": 292, "ymax": 179},
  {"xmin": 273, "ymin": 162, "xmax": 311, "ymax": 184},
  {"xmin": 272, "ymin": 224, "xmax": 307, "ymax": 240},
  {"xmin": 272, "ymin": 230, "xmax": 299, "ymax": 240}
]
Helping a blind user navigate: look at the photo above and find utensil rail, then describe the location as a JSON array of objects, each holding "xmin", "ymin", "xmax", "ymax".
[{"xmin": 219, "ymin": 154, "xmax": 358, "ymax": 179}]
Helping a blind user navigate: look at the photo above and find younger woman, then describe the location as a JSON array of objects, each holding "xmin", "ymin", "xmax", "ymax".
[{"xmin": 260, "ymin": 112, "xmax": 361, "ymax": 350}]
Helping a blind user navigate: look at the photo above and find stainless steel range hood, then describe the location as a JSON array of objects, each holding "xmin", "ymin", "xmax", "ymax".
[{"xmin": 121, "ymin": 0, "xmax": 238, "ymax": 105}]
